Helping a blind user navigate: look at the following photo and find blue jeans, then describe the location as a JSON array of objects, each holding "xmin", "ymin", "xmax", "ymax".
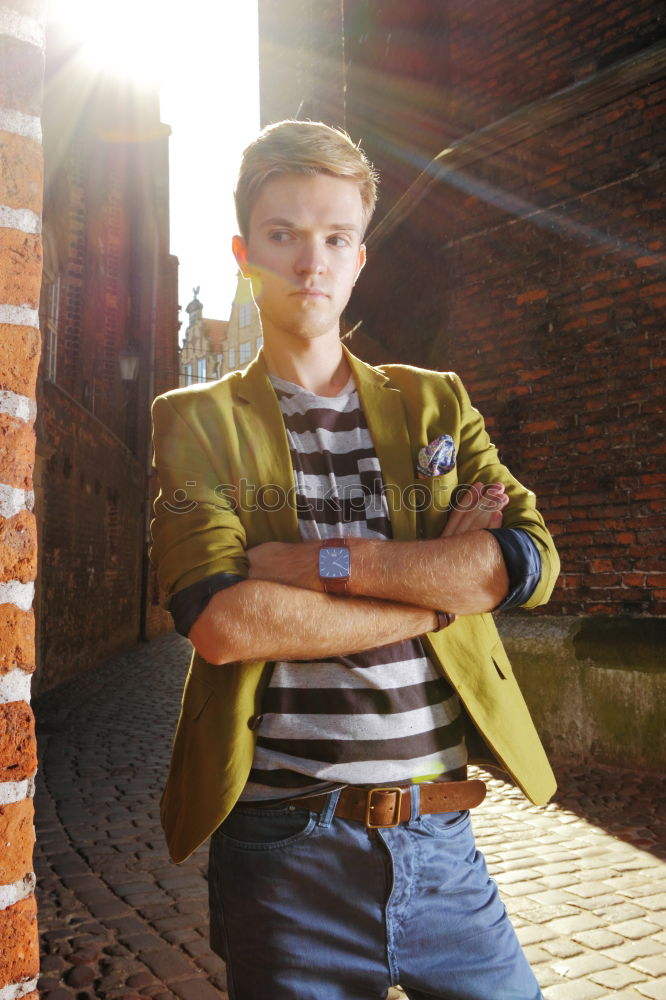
[{"xmin": 208, "ymin": 787, "xmax": 543, "ymax": 1000}]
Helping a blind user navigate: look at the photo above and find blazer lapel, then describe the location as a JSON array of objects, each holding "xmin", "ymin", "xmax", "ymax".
[
  {"xmin": 344, "ymin": 347, "xmax": 417, "ymax": 541},
  {"xmin": 233, "ymin": 352, "xmax": 300, "ymax": 542},
  {"xmin": 231, "ymin": 347, "xmax": 417, "ymax": 543}
]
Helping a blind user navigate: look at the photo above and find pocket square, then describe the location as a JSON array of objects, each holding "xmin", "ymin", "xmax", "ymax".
[{"xmin": 417, "ymin": 434, "xmax": 456, "ymax": 477}]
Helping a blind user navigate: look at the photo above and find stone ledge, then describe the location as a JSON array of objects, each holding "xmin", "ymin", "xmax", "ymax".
[
  {"xmin": 497, "ymin": 615, "xmax": 666, "ymax": 771},
  {"xmin": 498, "ymin": 615, "xmax": 666, "ymax": 673}
]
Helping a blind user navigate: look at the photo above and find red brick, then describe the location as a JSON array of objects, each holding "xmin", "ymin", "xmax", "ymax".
[
  {"xmin": 639, "ymin": 281, "xmax": 666, "ymax": 296},
  {"xmin": 0, "ymin": 415, "xmax": 35, "ymax": 492},
  {"xmin": 0, "ymin": 895, "xmax": 38, "ymax": 989},
  {"xmin": 0, "ymin": 702, "xmax": 37, "ymax": 781},
  {"xmin": 0, "ymin": 229, "xmax": 42, "ymax": 309},
  {"xmin": 0, "ymin": 512, "xmax": 37, "ymax": 584},
  {"xmin": 581, "ymin": 297, "xmax": 614, "ymax": 312},
  {"xmin": 0, "ymin": 606, "xmax": 34, "ymax": 674},
  {"xmin": 516, "ymin": 289, "xmax": 548, "ymax": 305},
  {"xmin": 0, "ymin": 798, "xmax": 35, "ymax": 884},
  {"xmin": 0, "ymin": 326, "xmax": 41, "ymax": 396},
  {"xmin": 0, "ymin": 130, "xmax": 43, "ymax": 214},
  {"xmin": 592, "ymin": 574, "xmax": 621, "ymax": 587},
  {"xmin": 524, "ymin": 419, "xmax": 559, "ymax": 433},
  {"xmin": 636, "ymin": 255, "xmax": 664, "ymax": 268}
]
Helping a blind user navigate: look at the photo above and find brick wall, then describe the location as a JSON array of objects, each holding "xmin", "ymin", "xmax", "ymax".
[
  {"xmin": 0, "ymin": 0, "xmax": 46, "ymax": 994},
  {"xmin": 447, "ymin": 0, "xmax": 664, "ymax": 132},
  {"xmin": 424, "ymin": 77, "xmax": 666, "ymax": 616},
  {"xmin": 260, "ymin": 0, "xmax": 666, "ymax": 619},
  {"xmin": 33, "ymin": 383, "xmax": 147, "ymax": 691}
]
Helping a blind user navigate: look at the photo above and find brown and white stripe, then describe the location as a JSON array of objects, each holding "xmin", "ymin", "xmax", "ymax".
[{"xmin": 242, "ymin": 375, "xmax": 466, "ymax": 801}]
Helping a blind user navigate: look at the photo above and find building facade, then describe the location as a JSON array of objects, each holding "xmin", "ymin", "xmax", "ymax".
[{"xmin": 33, "ymin": 19, "xmax": 180, "ymax": 693}]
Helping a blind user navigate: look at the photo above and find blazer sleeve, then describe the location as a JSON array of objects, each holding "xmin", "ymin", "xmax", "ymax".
[
  {"xmin": 149, "ymin": 392, "xmax": 249, "ymax": 609},
  {"xmin": 449, "ymin": 373, "xmax": 560, "ymax": 609}
]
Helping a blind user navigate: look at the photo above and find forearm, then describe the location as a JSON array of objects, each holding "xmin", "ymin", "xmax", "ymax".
[
  {"xmin": 249, "ymin": 530, "xmax": 509, "ymax": 615},
  {"xmin": 350, "ymin": 531, "xmax": 509, "ymax": 614},
  {"xmin": 189, "ymin": 579, "xmax": 437, "ymax": 666}
]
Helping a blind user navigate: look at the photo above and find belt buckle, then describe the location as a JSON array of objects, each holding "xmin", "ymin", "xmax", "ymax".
[{"xmin": 365, "ymin": 786, "xmax": 404, "ymax": 829}]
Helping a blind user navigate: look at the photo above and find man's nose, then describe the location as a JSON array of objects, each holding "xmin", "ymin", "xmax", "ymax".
[{"xmin": 295, "ymin": 240, "xmax": 325, "ymax": 275}]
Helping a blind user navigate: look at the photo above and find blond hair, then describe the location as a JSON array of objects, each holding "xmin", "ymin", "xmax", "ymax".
[{"xmin": 234, "ymin": 120, "xmax": 379, "ymax": 239}]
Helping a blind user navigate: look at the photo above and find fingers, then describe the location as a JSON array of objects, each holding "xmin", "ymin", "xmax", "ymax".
[{"xmin": 442, "ymin": 481, "xmax": 508, "ymax": 536}]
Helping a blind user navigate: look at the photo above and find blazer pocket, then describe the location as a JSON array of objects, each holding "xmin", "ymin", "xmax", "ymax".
[
  {"xmin": 412, "ymin": 471, "xmax": 459, "ymax": 537},
  {"xmin": 182, "ymin": 675, "xmax": 215, "ymax": 721},
  {"xmin": 413, "ymin": 471, "xmax": 458, "ymax": 512}
]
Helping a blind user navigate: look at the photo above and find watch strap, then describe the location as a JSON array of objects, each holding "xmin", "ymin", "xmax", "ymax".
[{"xmin": 433, "ymin": 611, "xmax": 454, "ymax": 631}]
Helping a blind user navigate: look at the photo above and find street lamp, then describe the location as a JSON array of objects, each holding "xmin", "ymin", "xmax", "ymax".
[{"xmin": 118, "ymin": 345, "xmax": 140, "ymax": 382}]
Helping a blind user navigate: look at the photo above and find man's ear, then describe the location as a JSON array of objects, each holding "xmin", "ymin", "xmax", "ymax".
[
  {"xmin": 355, "ymin": 244, "xmax": 367, "ymax": 284},
  {"xmin": 232, "ymin": 235, "xmax": 251, "ymax": 278}
]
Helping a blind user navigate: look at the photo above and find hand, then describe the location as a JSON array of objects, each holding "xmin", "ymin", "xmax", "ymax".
[{"xmin": 442, "ymin": 481, "xmax": 508, "ymax": 537}]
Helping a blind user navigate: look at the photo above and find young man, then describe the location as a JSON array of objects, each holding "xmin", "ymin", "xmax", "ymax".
[{"xmin": 150, "ymin": 120, "xmax": 559, "ymax": 1000}]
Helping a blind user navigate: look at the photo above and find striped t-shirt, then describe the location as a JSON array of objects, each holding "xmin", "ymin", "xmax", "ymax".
[{"xmin": 241, "ymin": 374, "xmax": 467, "ymax": 801}]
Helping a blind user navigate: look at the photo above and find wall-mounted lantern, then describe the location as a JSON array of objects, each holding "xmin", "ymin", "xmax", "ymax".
[{"xmin": 118, "ymin": 345, "xmax": 140, "ymax": 382}]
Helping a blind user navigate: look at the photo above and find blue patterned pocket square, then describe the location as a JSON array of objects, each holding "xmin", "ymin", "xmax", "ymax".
[{"xmin": 417, "ymin": 434, "xmax": 457, "ymax": 477}]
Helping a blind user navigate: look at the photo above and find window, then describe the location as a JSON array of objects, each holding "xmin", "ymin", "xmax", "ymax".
[
  {"xmin": 183, "ymin": 363, "xmax": 193, "ymax": 386},
  {"xmin": 256, "ymin": 335, "xmax": 263, "ymax": 352},
  {"xmin": 239, "ymin": 341, "xmax": 252, "ymax": 365},
  {"xmin": 44, "ymin": 276, "xmax": 60, "ymax": 381},
  {"xmin": 228, "ymin": 347, "xmax": 236, "ymax": 369},
  {"xmin": 239, "ymin": 302, "xmax": 252, "ymax": 328},
  {"xmin": 197, "ymin": 357, "xmax": 207, "ymax": 382}
]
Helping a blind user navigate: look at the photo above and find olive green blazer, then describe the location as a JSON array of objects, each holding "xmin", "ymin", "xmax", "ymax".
[{"xmin": 150, "ymin": 347, "xmax": 560, "ymax": 863}]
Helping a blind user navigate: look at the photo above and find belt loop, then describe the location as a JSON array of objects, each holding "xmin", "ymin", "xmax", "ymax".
[
  {"xmin": 317, "ymin": 788, "xmax": 341, "ymax": 828},
  {"xmin": 410, "ymin": 782, "xmax": 421, "ymax": 823}
]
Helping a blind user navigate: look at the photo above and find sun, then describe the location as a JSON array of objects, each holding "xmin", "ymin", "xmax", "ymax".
[{"xmin": 48, "ymin": 0, "xmax": 173, "ymax": 84}]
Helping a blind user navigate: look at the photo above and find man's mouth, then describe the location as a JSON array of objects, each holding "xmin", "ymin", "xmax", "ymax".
[{"xmin": 290, "ymin": 287, "xmax": 328, "ymax": 298}]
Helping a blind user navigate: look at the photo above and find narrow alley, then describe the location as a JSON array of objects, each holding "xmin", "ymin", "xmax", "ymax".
[{"xmin": 34, "ymin": 634, "xmax": 666, "ymax": 1000}]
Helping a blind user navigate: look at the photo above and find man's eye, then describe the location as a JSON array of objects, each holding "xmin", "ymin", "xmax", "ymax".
[
  {"xmin": 327, "ymin": 235, "xmax": 349, "ymax": 247},
  {"xmin": 269, "ymin": 231, "xmax": 291, "ymax": 242}
]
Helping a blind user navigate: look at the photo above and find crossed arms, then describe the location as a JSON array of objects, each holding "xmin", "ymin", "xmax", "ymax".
[
  {"xmin": 151, "ymin": 375, "xmax": 558, "ymax": 669},
  {"xmin": 189, "ymin": 483, "xmax": 510, "ymax": 666}
]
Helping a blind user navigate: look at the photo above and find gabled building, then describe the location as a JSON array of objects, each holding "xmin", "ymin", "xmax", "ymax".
[
  {"xmin": 179, "ymin": 289, "xmax": 228, "ymax": 385},
  {"xmin": 180, "ymin": 275, "xmax": 262, "ymax": 386}
]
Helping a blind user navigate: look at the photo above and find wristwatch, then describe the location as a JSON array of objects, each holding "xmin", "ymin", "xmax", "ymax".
[{"xmin": 318, "ymin": 538, "xmax": 351, "ymax": 595}]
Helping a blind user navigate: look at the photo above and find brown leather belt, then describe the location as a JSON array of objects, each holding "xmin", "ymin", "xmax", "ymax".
[{"xmin": 254, "ymin": 779, "xmax": 486, "ymax": 829}]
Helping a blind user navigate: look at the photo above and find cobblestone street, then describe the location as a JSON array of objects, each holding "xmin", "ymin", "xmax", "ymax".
[{"xmin": 34, "ymin": 634, "xmax": 666, "ymax": 1000}]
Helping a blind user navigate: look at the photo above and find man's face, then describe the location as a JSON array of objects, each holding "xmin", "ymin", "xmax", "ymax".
[{"xmin": 233, "ymin": 173, "xmax": 366, "ymax": 344}]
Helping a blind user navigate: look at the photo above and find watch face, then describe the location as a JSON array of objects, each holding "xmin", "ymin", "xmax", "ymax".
[{"xmin": 319, "ymin": 545, "xmax": 350, "ymax": 579}]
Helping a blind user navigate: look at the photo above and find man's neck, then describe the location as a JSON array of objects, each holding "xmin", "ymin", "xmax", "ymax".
[{"xmin": 261, "ymin": 331, "xmax": 352, "ymax": 397}]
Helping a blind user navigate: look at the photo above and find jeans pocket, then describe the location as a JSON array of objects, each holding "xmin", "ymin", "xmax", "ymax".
[
  {"xmin": 219, "ymin": 806, "xmax": 318, "ymax": 852},
  {"xmin": 419, "ymin": 808, "xmax": 470, "ymax": 838}
]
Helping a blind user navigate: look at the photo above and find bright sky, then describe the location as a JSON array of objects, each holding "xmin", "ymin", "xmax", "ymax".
[
  {"xmin": 48, "ymin": 0, "xmax": 260, "ymax": 335},
  {"xmin": 160, "ymin": 4, "xmax": 260, "ymax": 330}
]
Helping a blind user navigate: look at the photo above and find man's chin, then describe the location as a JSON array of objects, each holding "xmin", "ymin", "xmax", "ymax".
[{"xmin": 290, "ymin": 324, "xmax": 339, "ymax": 341}]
